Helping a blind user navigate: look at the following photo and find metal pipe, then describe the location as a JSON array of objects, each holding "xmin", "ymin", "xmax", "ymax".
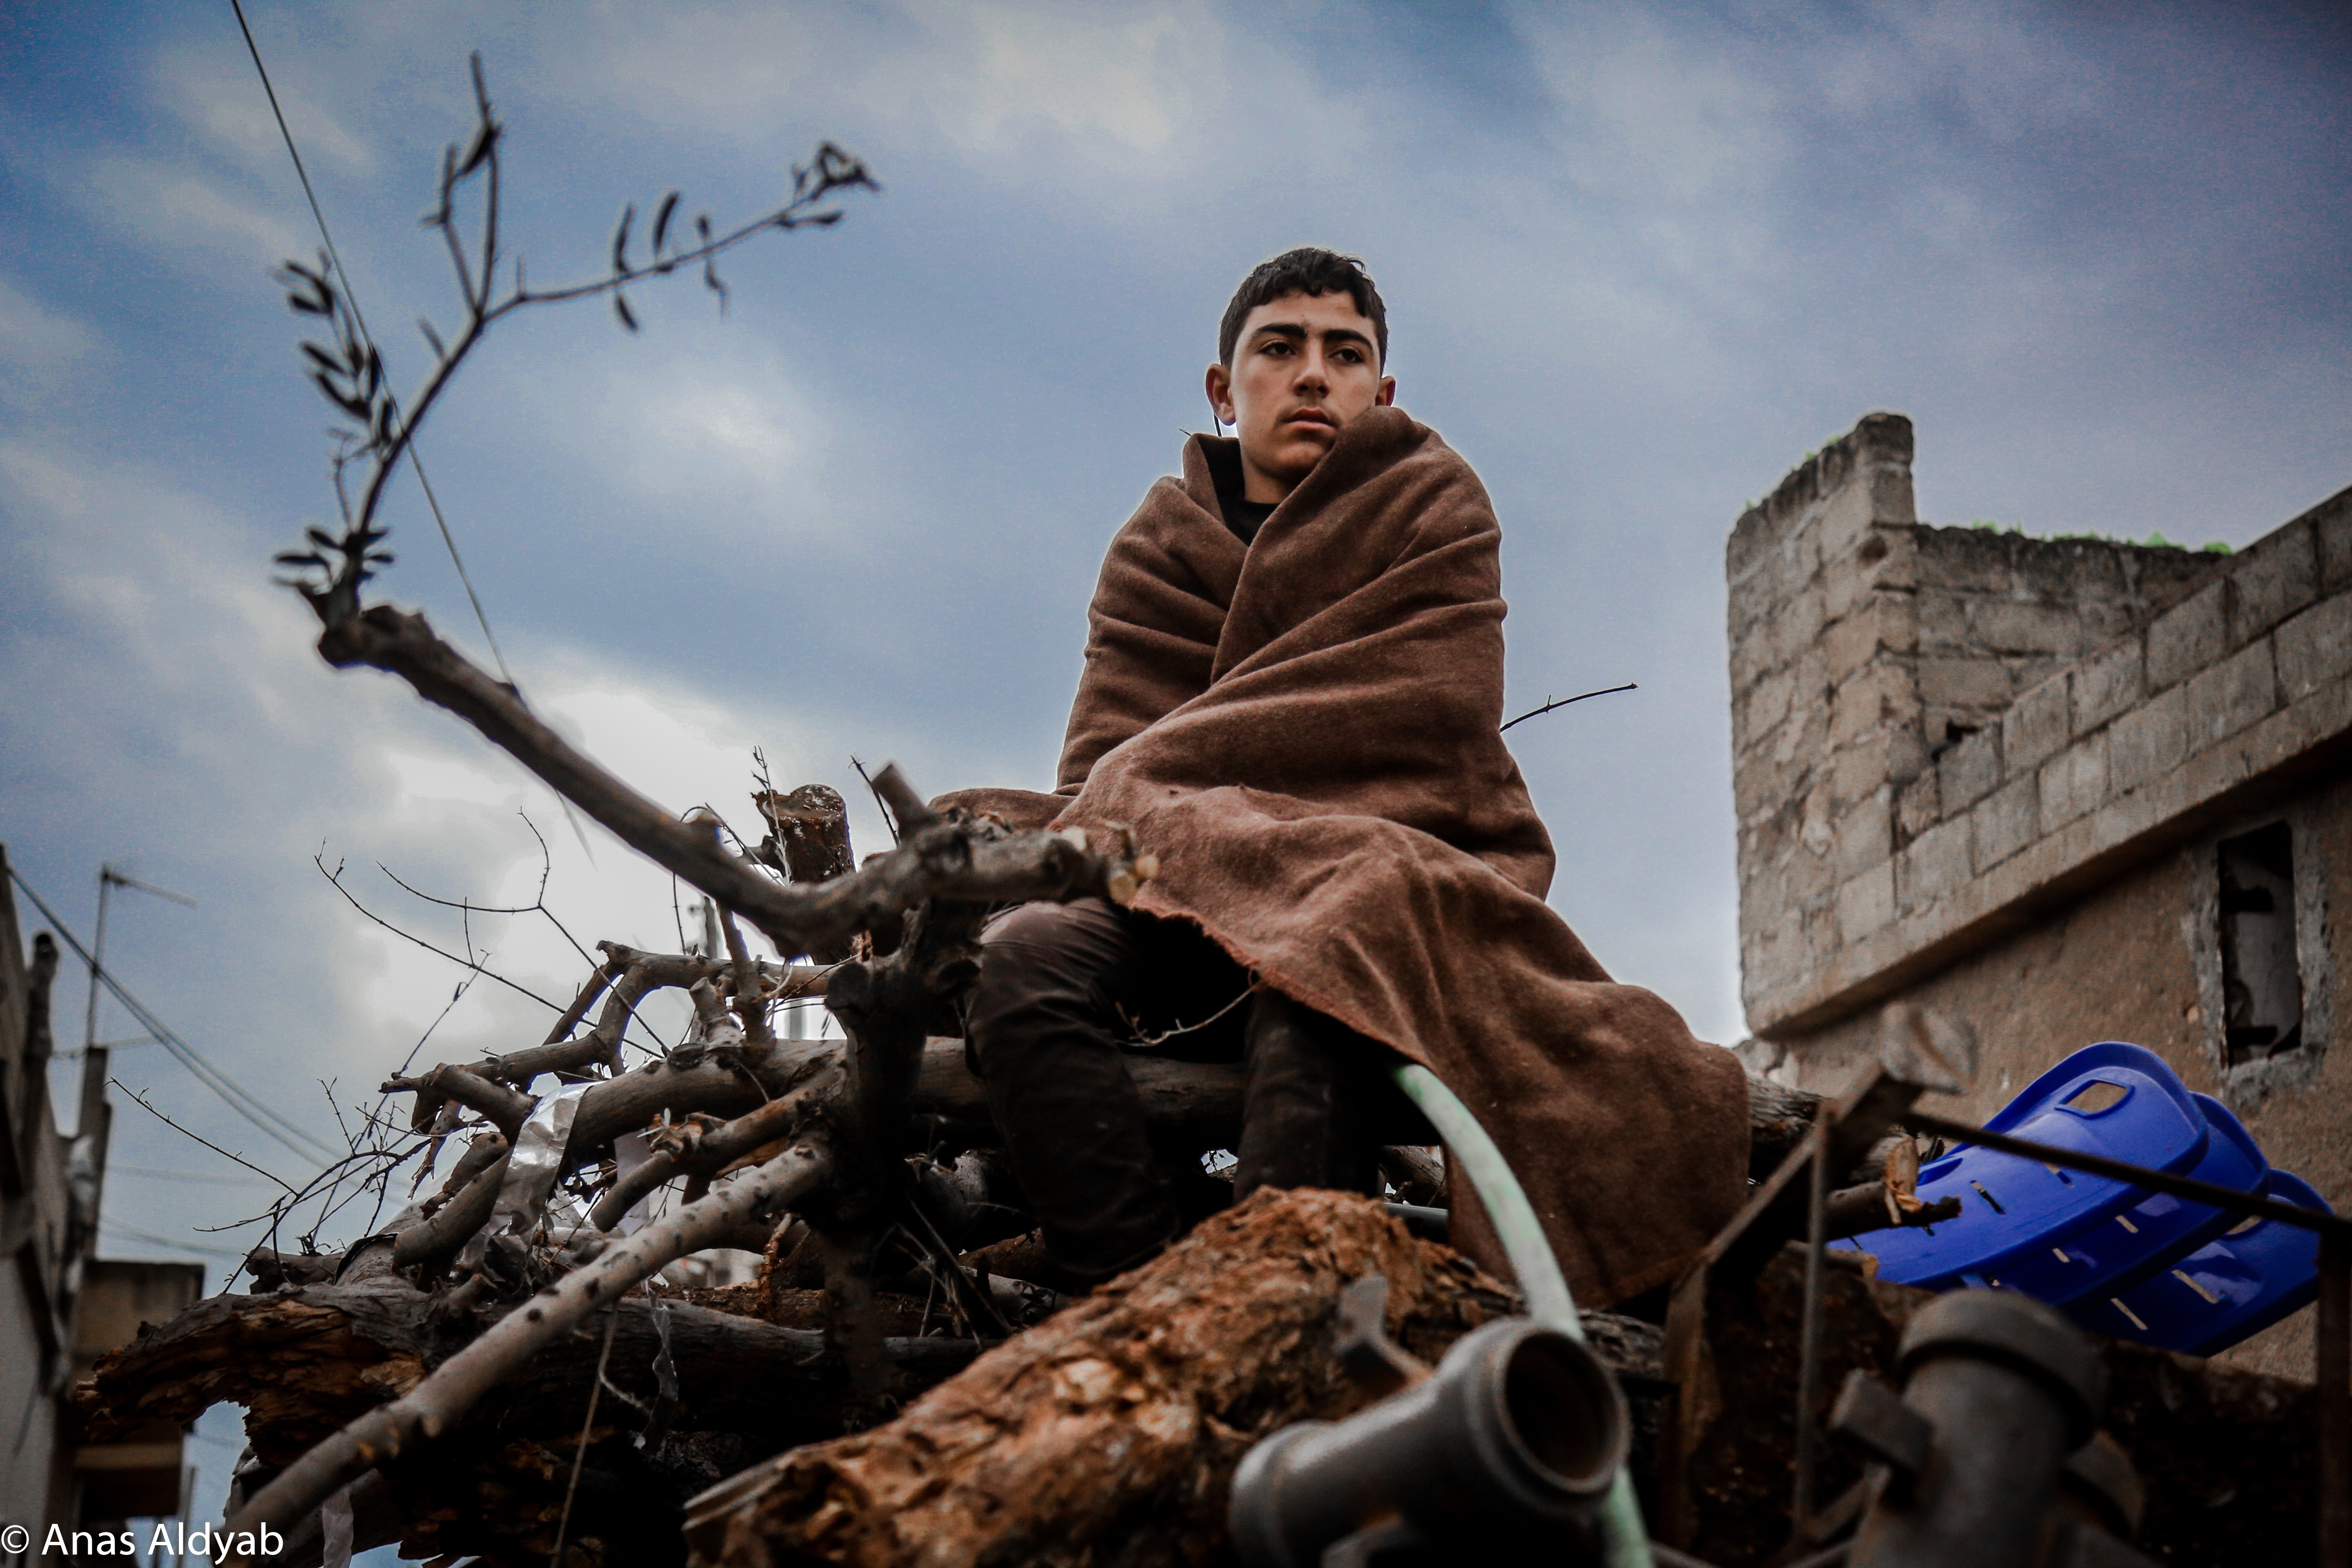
[
  {"xmin": 1389, "ymin": 1062, "xmax": 1655, "ymax": 1568},
  {"xmin": 1846, "ymin": 1291, "xmax": 2106, "ymax": 1568},
  {"xmin": 1230, "ymin": 1316, "xmax": 1628, "ymax": 1567},
  {"xmin": 83, "ymin": 865, "xmax": 111, "ymax": 1060}
]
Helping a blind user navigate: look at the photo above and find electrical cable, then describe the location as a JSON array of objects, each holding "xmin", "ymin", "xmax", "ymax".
[
  {"xmin": 227, "ymin": 0, "xmax": 514, "ymax": 690},
  {"xmin": 9, "ymin": 866, "xmax": 339, "ymax": 1163},
  {"xmin": 111, "ymin": 1164, "xmax": 281, "ymax": 1187},
  {"xmin": 100, "ymin": 1218, "xmax": 251, "ymax": 1262},
  {"xmin": 227, "ymin": 0, "xmax": 597, "ymax": 862}
]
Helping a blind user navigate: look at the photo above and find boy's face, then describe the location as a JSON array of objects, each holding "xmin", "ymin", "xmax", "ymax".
[{"xmin": 1205, "ymin": 290, "xmax": 1395, "ymax": 504}]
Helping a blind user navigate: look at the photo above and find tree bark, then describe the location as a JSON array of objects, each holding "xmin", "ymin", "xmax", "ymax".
[{"xmin": 688, "ymin": 1187, "xmax": 1524, "ymax": 1568}]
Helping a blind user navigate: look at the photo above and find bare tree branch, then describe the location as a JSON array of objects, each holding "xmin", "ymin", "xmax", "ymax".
[
  {"xmin": 312, "ymin": 604, "xmax": 1152, "ymax": 960},
  {"xmin": 584, "ymin": 1089, "xmax": 802, "ymax": 1232},
  {"xmin": 272, "ymin": 55, "xmax": 874, "ymax": 630},
  {"xmin": 115, "ymin": 1082, "xmax": 299, "ymax": 1194},
  {"xmin": 219, "ymin": 1141, "xmax": 833, "ymax": 1555},
  {"xmin": 315, "ymin": 851, "xmax": 568, "ymax": 1016}
]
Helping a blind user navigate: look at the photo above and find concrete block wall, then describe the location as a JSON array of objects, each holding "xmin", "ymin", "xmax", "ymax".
[
  {"xmin": 1912, "ymin": 527, "xmax": 2216, "ymax": 747},
  {"xmin": 1726, "ymin": 413, "xmax": 1923, "ymax": 1031},
  {"xmin": 1729, "ymin": 412, "xmax": 2352, "ymax": 1038}
]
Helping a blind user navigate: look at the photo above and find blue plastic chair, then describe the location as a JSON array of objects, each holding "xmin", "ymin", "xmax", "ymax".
[
  {"xmin": 2003, "ymin": 1091, "xmax": 2269, "ymax": 1305},
  {"xmin": 2070, "ymin": 1170, "xmax": 2334, "ymax": 1356},
  {"xmin": 1841, "ymin": 1043, "xmax": 2264, "ymax": 1304}
]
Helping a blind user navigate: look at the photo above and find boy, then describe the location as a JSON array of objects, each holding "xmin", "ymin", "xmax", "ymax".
[{"xmin": 947, "ymin": 249, "xmax": 1749, "ymax": 1302}]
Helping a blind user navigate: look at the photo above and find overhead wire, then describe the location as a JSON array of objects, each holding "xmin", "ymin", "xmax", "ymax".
[
  {"xmin": 100, "ymin": 1218, "xmax": 250, "ymax": 1262},
  {"xmin": 111, "ymin": 1163, "xmax": 281, "ymax": 1187},
  {"xmin": 226, "ymin": 0, "xmax": 598, "ymax": 861},
  {"xmin": 227, "ymin": 0, "xmax": 512, "ymax": 689},
  {"xmin": 8, "ymin": 866, "xmax": 339, "ymax": 1163}
]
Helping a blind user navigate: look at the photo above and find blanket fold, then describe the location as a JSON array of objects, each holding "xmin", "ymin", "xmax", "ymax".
[{"xmin": 941, "ymin": 408, "xmax": 1747, "ymax": 1305}]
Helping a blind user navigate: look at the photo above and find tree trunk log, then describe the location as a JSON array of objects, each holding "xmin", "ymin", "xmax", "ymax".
[
  {"xmin": 687, "ymin": 1187, "xmax": 1522, "ymax": 1568},
  {"xmin": 77, "ymin": 1279, "xmax": 983, "ymax": 1463}
]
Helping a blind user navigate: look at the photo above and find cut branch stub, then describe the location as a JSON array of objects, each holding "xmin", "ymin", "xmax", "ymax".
[
  {"xmin": 587, "ymin": 1087, "xmax": 806, "ymax": 1232},
  {"xmin": 383, "ymin": 1064, "xmax": 533, "ymax": 1138}
]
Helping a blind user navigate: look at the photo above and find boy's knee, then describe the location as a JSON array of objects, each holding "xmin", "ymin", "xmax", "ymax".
[
  {"xmin": 967, "ymin": 897, "xmax": 1134, "ymax": 1047},
  {"xmin": 976, "ymin": 898, "xmax": 1127, "ymax": 988},
  {"xmin": 981, "ymin": 897, "xmax": 1115, "ymax": 955}
]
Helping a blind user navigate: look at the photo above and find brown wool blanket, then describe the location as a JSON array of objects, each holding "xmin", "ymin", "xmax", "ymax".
[{"xmin": 943, "ymin": 407, "xmax": 1749, "ymax": 1306}]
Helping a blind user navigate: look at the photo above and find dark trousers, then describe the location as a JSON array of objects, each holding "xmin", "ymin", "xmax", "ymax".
[{"xmin": 965, "ymin": 898, "xmax": 1382, "ymax": 1280}]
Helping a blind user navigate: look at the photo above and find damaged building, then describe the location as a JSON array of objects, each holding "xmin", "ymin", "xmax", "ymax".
[
  {"xmin": 1726, "ymin": 411, "xmax": 2352, "ymax": 1380},
  {"xmin": 1, "ymin": 850, "xmax": 205, "ymax": 1548}
]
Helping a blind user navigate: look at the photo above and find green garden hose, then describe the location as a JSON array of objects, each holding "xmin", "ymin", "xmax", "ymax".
[{"xmin": 1390, "ymin": 1062, "xmax": 1658, "ymax": 1568}]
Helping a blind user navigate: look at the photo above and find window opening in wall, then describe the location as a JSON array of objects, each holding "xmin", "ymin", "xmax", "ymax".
[
  {"xmin": 1930, "ymin": 720, "xmax": 1979, "ymax": 761},
  {"xmin": 2218, "ymin": 822, "xmax": 2302, "ymax": 1065}
]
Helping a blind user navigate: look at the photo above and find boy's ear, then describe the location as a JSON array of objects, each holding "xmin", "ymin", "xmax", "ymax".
[
  {"xmin": 1376, "ymin": 375, "xmax": 1395, "ymax": 407},
  {"xmin": 1204, "ymin": 362, "xmax": 1236, "ymax": 426}
]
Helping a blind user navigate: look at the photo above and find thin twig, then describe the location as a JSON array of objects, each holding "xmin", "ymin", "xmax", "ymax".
[
  {"xmin": 390, "ymin": 975, "xmax": 478, "ymax": 1084},
  {"xmin": 1500, "ymin": 681, "xmax": 1638, "ymax": 733},
  {"xmin": 374, "ymin": 811, "xmax": 600, "ymax": 973},
  {"xmin": 114, "ymin": 1082, "xmax": 298, "ymax": 1194},
  {"xmin": 551, "ymin": 1304, "xmax": 623, "ymax": 1568},
  {"xmin": 316, "ymin": 852, "xmax": 567, "ymax": 1014},
  {"xmin": 1117, "ymin": 981, "xmax": 1257, "ymax": 1048},
  {"xmin": 229, "ymin": 1, "xmax": 516, "ymax": 686},
  {"xmin": 274, "ymin": 51, "xmax": 873, "ymax": 626},
  {"xmin": 850, "ymin": 754, "xmax": 900, "ymax": 845}
]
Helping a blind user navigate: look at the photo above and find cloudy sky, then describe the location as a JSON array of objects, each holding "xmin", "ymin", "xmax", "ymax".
[{"xmin": 2, "ymin": 0, "xmax": 2348, "ymax": 1516}]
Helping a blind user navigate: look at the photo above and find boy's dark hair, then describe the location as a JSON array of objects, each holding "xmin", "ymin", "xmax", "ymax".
[{"xmin": 1217, "ymin": 248, "xmax": 1388, "ymax": 369}]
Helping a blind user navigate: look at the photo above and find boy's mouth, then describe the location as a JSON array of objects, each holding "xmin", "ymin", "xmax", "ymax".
[{"xmin": 1283, "ymin": 408, "xmax": 1334, "ymax": 430}]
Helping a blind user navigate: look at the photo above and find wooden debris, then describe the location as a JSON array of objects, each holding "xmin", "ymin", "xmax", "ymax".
[{"xmin": 687, "ymin": 1188, "xmax": 1524, "ymax": 1568}]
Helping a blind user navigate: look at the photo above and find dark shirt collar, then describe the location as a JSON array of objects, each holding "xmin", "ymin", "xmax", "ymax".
[{"xmin": 1202, "ymin": 437, "xmax": 1276, "ymax": 546}]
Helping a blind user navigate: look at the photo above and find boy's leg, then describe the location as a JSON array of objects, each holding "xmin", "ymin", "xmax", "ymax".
[
  {"xmin": 965, "ymin": 898, "xmax": 1177, "ymax": 1283},
  {"xmin": 1235, "ymin": 990, "xmax": 1382, "ymax": 1201}
]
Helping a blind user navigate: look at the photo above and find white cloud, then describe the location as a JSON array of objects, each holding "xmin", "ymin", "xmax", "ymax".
[
  {"xmin": 544, "ymin": 0, "xmax": 1226, "ymax": 171},
  {"xmin": 488, "ymin": 328, "xmax": 868, "ymax": 549},
  {"xmin": 1511, "ymin": 8, "xmax": 1787, "ymax": 207},
  {"xmin": 536, "ymin": 4, "xmax": 824, "ymax": 136},
  {"xmin": 912, "ymin": 1, "xmax": 1215, "ymax": 157},
  {"xmin": 624, "ymin": 370, "xmax": 815, "ymax": 502},
  {"xmin": 0, "ymin": 273, "xmax": 103, "ymax": 406},
  {"xmin": 151, "ymin": 42, "xmax": 376, "ymax": 179},
  {"xmin": 78, "ymin": 153, "xmax": 307, "ymax": 273}
]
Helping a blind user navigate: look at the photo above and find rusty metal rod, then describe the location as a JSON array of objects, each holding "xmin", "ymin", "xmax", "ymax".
[
  {"xmin": 1793, "ymin": 1117, "xmax": 1832, "ymax": 1535},
  {"xmin": 1901, "ymin": 1113, "xmax": 2352, "ymax": 1237},
  {"xmin": 2321, "ymin": 1226, "xmax": 2349, "ymax": 1568}
]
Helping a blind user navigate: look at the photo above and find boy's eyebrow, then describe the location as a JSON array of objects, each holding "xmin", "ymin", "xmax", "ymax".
[{"xmin": 1249, "ymin": 321, "xmax": 1376, "ymax": 351}]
